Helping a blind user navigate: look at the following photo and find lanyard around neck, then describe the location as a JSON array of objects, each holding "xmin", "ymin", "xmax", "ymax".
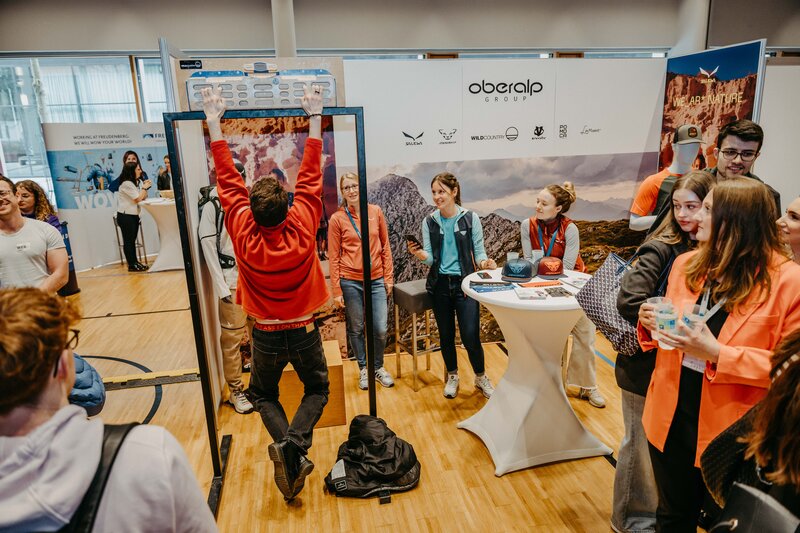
[
  {"xmin": 698, "ymin": 286, "xmax": 727, "ymax": 322},
  {"xmin": 537, "ymin": 222, "xmax": 559, "ymax": 257},
  {"xmin": 345, "ymin": 208, "xmax": 361, "ymax": 240}
]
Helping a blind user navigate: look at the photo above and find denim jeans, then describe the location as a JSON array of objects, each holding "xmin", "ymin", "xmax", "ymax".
[
  {"xmin": 249, "ymin": 323, "xmax": 329, "ymax": 452},
  {"xmin": 611, "ymin": 390, "xmax": 657, "ymax": 533},
  {"xmin": 340, "ymin": 278, "xmax": 388, "ymax": 370},
  {"xmin": 431, "ymin": 274, "xmax": 485, "ymax": 374}
]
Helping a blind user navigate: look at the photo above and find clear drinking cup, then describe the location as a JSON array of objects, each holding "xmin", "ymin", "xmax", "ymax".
[
  {"xmin": 646, "ymin": 297, "xmax": 671, "ymax": 340},
  {"xmin": 655, "ymin": 304, "xmax": 678, "ymax": 349},
  {"xmin": 507, "ymin": 252, "xmax": 519, "ymax": 261},
  {"xmin": 682, "ymin": 304, "xmax": 706, "ymax": 332}
]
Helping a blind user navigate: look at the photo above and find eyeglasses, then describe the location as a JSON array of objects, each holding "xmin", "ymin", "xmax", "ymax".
[
  {"xmin": 0, "ymin": 189, "xmax": 13, "ymax": 198},
  {"xmin": 342, "ymin": 185, "xmax": 358, "ymax": 192},
  {"xmin": 719, "ymin": 149, "xmax": 758, "ymax": 162},
  {"xmin": 54, "ymin": 329, "xmax": 80, "ymax": 377}
]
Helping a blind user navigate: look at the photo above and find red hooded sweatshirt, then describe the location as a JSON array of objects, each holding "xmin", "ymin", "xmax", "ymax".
[{"xmin": 211, "ymin": 138, "xmax": 330, "ymax": 321}]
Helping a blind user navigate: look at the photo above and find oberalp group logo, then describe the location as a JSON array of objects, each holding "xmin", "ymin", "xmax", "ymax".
[{"xmin": 467, "ymin": 78, "xmax": 543, "ymax": 103}]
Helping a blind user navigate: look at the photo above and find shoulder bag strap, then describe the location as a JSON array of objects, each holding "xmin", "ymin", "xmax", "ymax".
[
  {"xmin": 655, "ymin": 252, "xmax": 676, "ymax": 296},
  {"xmin": 345, "ymin": 208, "xmax": 361, "ymax": 240},
  {"xmin": 60, "ymin": 423, "xmax": 139, "ymax": 533}
]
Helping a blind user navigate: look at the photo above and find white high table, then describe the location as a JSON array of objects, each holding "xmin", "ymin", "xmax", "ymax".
[
  {"xmin": 459, "ymin": 269, "xmax": 612, "ymax": 476},
  {"xmin": 140, "ymin": 198, "xmax": 184, "ymax": 272}
]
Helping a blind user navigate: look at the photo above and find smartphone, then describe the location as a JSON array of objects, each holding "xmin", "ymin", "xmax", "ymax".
[
  {"xmin": 477, "ymin": 271, "xmax": 492, "ymax": 279},
  {"xmin": 405, "ymin": 234, "xmax": 422, "ymax": 248}
]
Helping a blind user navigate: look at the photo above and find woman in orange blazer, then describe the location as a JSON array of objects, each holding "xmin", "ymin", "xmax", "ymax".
[{"xmin": 636, "ymin": 178, "xmax": 800, "ymax": 531}]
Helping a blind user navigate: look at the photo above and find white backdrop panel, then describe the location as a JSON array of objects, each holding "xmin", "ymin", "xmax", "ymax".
[
  {"xmin": 757, "ymin": 63, "xmax": 800, "ymax": 206},
  {"xmin": 552, "ymin": 59, "xmax": 666, "ymax": 157}
]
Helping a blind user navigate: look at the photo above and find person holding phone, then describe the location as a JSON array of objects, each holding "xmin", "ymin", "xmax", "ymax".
[
  {"xmin": 115, "ymin": 162, "xmax": 151, "ymax": 272},
  {"xmin": 408, "ymin": 172, "xmax": 496, "ymax": 399},
  {"xmin": 328, "ymin": 172, "xmax": 394, "ymax": 391},
  {"xmin": 521, "ymin": 181, "xmax": 606, "ymax": 408}
]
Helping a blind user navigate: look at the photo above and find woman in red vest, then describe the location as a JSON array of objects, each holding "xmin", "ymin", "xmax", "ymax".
[{"xmin": 520, "ymin": 182, "xmax": 605, "ymax": 408}]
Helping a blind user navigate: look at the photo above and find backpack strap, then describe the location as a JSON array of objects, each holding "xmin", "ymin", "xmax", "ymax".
[{"xmin": 59, "ymin": 423, "xmax": 138, "ymax": 533}]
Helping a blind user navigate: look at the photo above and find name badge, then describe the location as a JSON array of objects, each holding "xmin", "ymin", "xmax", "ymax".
[{"xmin": 16, "ymin": 242, "xmax": 31, "ymax": 252}]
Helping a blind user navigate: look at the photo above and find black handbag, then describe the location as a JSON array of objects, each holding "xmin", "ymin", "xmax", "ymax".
[
  {"xmin": 709, "ymin": 482, "xmax": 800, "ymax": 533},
  {"xmin": 701, "ymin": 404, "xmax": 763, "ymax": 508}
]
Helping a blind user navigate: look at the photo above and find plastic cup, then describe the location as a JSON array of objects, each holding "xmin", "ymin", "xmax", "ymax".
[
  {"xmin": 655, "ymin": 304, "xmax": 678, "ymax": 349},
  {"xmin": 682, "ymin": 304, "xmax": 706, "ymax": 331},
  {"xmin": 507, "ymin": 252, "xmax": 519, "ymax": 261},
  {"xmin": 646, "ymin": 297, "xmax": 671, "ymax": 339},
  {"xmin": 531, "ymin": 249, "xmax": 544, "ymax": 262}
]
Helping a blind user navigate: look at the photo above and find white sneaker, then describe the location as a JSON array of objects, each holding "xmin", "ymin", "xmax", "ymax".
[
  {"xmin": 229, "ymin": 389, "xmax": 254, "ymax": 414},
  {"xmin": 375, "ymin": 367, "xmax": 395, "ymax": 388},
  {"xmin": 358, "ymin": 367, "xmax": 368, "ymax": 390},
  {"xmin": 475, "ymin": 374, "xmax": 495, "ymax": 399},
  {"xmin": 443, "ymin": 374, "xmax": 459, "ymax": 399},
  {"xmin": 579, "ymin": 387, "xmax": 606, "ymax": 408}
]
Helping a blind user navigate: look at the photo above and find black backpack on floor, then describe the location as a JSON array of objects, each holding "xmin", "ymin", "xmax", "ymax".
[{"xmin": 324, "ymin": 415, "xmax": 420, "ymax": 499}]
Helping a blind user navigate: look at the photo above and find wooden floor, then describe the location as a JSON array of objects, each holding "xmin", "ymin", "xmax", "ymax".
[{"xmin": 75, "ymin": 264, "xmax": 626, "ymax": 532}]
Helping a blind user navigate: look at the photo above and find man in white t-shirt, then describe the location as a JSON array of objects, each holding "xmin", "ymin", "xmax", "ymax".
[{"xmin": 0, "ymin": 176, "xmax": 68, "ymax": 293}]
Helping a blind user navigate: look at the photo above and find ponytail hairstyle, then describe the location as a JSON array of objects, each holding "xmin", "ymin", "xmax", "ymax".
[
  {"xmin": 431, "ymin": 172, "xmax": 461, "ymax": 206},
  {"xmin": 545, "ymin": 181, "xmax": 576, "ymax": 214}
]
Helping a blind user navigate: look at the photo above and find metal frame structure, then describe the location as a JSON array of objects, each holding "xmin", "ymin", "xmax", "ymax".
[{"xmin": 162, "ymin": 106, "xmax": 373, "ymax": 515}]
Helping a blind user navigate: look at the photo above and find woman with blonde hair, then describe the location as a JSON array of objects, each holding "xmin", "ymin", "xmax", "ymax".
[
  {"xmin": 521, "ymin": 181, "xmax": 605, "ymax": 408},
  {"xmin": 777, "ymin": 196, "xmax": 800, "ymax": 265},
  {"xmin": 328, "ymin": 172, "xmax": 395, "ymax": 390},
  {"xmin": 638, "ymin": 178, "xmax": 800, "ymax": 531}
]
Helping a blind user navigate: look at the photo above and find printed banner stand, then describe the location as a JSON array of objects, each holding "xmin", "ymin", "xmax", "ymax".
[{"xmin": 658, "ymin": 39, "xmax": 767, "ymax": 171}]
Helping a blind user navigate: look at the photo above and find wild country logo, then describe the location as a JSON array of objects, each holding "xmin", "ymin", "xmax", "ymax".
[
  {"xmin": 470, "ymin": 126, "xmax": 519, "ymax": 142},
  {"xmin": 467, "ymin": 79, "xmax": 543, "ymax": 103},
  {"xmin": 438, "ymin": 129, "xmax": 457, "ymax": 145},
  {"xmin": 402, "ymin": 131, "xmax": 423, "ymax": 146}
]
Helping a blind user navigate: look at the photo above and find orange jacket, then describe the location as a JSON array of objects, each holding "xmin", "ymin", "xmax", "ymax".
[
  {"xmin": 211, "ymin": 138, "xmax": 330, "ymax": 321},
  {"xmin": 640, "ymin": 251, "xmax": 800, "ymax": 466},
  {"xmin": 327, "ymin": 204, "xmax": 393, "ymax": 297}
]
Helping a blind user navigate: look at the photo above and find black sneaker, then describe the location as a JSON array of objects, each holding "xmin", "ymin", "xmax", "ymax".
[{"xmin": 268, "ymin": 440, "xmax": 300, "ymax": 500}]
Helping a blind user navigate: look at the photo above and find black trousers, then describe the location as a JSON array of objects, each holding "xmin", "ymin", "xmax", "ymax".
[
  {"xmin": 117, "ymin": 212, "xmax": 140, "ymax": 267},
  {"xmin": 249, "ymin": 323, "xmax": 329, "ymax": 452},
  {"xmin": 648, "ymin": 366, "xmax": 709, "ymax": 532}
]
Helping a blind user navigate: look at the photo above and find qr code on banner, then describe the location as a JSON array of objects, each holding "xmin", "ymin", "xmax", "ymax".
[{"xmin": 559, "ymin": 124, "xmax": 568, "ymax": 138}]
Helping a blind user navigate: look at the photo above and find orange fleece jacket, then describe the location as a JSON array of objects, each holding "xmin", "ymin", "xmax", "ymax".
[
  {"xmin": 327, "ymin": 204, "xmax": 394, "ymax": 297},
  {"xmin": 211, "ymin": 138, "xmax": 330, "ymax": 320}
]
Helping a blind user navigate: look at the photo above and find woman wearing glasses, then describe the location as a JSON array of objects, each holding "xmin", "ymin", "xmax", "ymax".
[
  {"xmin": 328, "ymin": 173, "xmax": 395, "ymax": 390},
  {"xmin": 637, "ymin": 178, "xmax": 800, "ymax": 530},
  {"xmin": 0, "ymin": 288, "xmax": 217, "ymax": 532}
]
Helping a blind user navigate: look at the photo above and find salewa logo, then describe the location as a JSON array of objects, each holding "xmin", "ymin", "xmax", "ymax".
[
  {"xmin": 403, "ymin": 131, "xmax": 423, "ymax": 146},
  {"xmin": 699, "ymin": 66, "xmax": 719, "ymax": 87}
]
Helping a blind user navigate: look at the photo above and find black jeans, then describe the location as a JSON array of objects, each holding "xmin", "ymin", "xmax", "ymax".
[
  {"xmin": 648, "ymin": 366, "xmax": 708, "ymax": 532},
  {"xmin": 249, "ymin": 323, "xmax": 329, "ymax": 452},
  {"xmin": 117, "ymin": 212, "xmax": 139, "ymax": 267},
  {"xmin": 430, "ymin": 274, "xmax": 485, "ymax": 374}
]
